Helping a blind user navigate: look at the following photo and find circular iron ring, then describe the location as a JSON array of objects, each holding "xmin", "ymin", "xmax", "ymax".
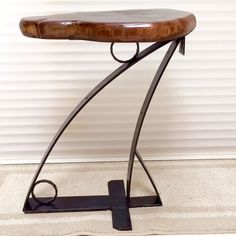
[
  {"xmin": 31, "ymin": 179, "xmax": 58, "ymax": 204},
  {"xmin": 110, "ymin": 42, "xmax": 140, "ymax": 63}
]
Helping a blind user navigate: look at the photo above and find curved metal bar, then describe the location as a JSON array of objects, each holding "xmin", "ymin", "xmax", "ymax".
[
  {"xmin": 23, "ymin": 40, "xmax": 170, "ymax": 210},
  {"xmin": 126, "ymin": 39, "xmax": 181, "ymax": 200},
  {"xmin": 110, "ymin": 42, "xmax": 140, "ymax": 63},
  {"xmin": 135, "ymin": 150, "xmax": 159, "ymax": 196}
]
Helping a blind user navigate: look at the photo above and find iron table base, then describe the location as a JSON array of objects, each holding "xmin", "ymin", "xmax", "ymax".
[
  {"xmin": 23, "ymin": 38, "xmax": 186, "ymax": 231},
  {"xmin": 24, "ymin": 180, "xmax": 162, "ymax": 231}
]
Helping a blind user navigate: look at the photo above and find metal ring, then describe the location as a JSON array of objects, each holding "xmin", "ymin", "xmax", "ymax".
[
  {"xmin": 110, "ymin": 42, "xmax": 139, "ymax": 63},
  {"xmin": 31, "ymin": 179, "xmax": 58, "ymax": 204}
]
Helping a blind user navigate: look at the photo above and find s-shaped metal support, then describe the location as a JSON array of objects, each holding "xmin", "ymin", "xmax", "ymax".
[{"xmin": 23, "ymin": 38, "xmax": 184, "ymax": 231}]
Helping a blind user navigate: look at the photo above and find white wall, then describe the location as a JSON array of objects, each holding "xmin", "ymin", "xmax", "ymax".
[{"xmin": 0, "ymin": 0, "xmax": 236, "ymax": 164}]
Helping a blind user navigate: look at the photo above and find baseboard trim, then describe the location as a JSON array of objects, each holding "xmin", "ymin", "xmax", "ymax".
[{"xmin": 1, "ymin": 153, "xmax": 236, "ymax": 165}]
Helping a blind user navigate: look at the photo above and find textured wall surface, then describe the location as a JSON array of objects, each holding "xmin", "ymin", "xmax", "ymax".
[{"xmin": 0, "ymin": 0, "xmax": 236, "ymax": 163}]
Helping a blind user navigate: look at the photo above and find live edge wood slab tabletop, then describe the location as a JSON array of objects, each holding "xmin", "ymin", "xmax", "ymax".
[{"xmin": 20, "ymin": 9, "xmax": 196, "ymax": 42}]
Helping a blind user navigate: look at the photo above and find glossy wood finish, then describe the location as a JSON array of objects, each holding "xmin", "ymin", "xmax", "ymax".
[{"xmin": 20, "ymin": 9, "xmax": 196, "ymax": 42}]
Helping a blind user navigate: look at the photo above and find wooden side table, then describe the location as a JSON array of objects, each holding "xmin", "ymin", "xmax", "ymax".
[{"xmin": 20, "ymin": 9, "xmax": 196, "ymax": 231}]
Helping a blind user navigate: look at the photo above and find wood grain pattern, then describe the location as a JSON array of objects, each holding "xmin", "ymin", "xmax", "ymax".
[{"xmin": 20, "ymin": 9, "xmax": 196, "ymax": 42}]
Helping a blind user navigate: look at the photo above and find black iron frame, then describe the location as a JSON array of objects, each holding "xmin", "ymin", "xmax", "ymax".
[{"xmin": 23, "ymin": 37, "xmax": 184, "ymax": 231}]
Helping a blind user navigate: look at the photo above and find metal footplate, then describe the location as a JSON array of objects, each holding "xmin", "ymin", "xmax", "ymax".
[{"xmin": 24, "ymin": 180, "xmax": 162, "ymax": 231}]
